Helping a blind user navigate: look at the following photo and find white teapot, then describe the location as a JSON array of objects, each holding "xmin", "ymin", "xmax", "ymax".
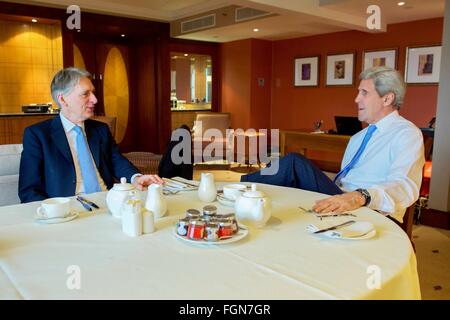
[
  {"xmin": 106, "ymin": 177, "xmax": 137, "ymax": 218},
  {"xmin": 235, "ymin": 184, "xmax": 272, "ymax": 228}
]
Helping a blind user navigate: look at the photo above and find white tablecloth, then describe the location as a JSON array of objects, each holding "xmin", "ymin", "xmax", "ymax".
[{"xmin": 0, "ymin": 183, "xmax": 420, "ymax": 299}]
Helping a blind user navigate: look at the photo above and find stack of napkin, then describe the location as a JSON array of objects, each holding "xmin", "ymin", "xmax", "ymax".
[{"xmin": 307, "ymin": 221, "xmax": 375, "ymax": 239}]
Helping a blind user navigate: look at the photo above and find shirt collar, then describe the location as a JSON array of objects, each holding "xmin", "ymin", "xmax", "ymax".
[
  {"xmin": 371, "ymin": 110, "xmax": 399, "ymax": 134},
  {"xmin": 59, "ymin": 113, "xmax": 85, "ymax": 134}
]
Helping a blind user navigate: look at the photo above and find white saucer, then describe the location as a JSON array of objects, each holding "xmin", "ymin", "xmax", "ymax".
[
  {"xmin": 35, "ymin": 209, "xmax": 79, "ymax": 224},
  {"xmin": 217, "ymin": 194, "xmax": 235, "ymax": 207}
]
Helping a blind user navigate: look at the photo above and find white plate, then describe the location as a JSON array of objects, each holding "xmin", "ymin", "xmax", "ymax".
[
  {"xmin": 35, "ymin": 209, "xmax": 79, "ymax": 224},
  {"xmin": 174, "ymin": 226, "xmax": 248, "ymax": 245},
  {"xmin": 217, "ymin": 194, "xmax": 235, "ymax": 207}
]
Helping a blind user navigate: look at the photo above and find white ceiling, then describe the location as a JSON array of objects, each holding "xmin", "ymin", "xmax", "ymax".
[{"xmin": 3, "ymin": 0, "xmax": 445, "ymax": 42}]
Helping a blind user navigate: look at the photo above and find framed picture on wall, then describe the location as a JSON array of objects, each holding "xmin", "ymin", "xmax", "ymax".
[
  {"xmin": 326, "ymin": 52, "xmax": 355, "ymax": 86},
  {"xmin": 363, "ymin": 49, "xmax": 397, "ymax": 70},
  {"xmin": 405, "ymin": 45, "xmax": 442, "ymax": 84},
  {"xmin": 294, "ymin": 56, "xmax": 319, "ymax": 87}
]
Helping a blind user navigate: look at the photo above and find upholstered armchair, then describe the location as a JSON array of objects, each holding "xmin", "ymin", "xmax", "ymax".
[
  {"xmin": 192, "ymin": 112, "xmax": 232, "ymax": 162},
  {"xmin": 0, "ymin": 144, "xmax": 23, "ymax": 206}
]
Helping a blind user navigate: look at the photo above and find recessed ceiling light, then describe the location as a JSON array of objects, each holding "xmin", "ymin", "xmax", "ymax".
[
  {"xmin": 253, "ymin": 28, "xmax": 259, "ymax": 32},
  {"xmin": 184, "ymin": 54, "xmax": 188, "ymax": 57},
  {"xmin": 121, "ymin": 34, "xmax": 126, "ymax": 37},
  {"xmin": 398, "ymin": 2, "xmax": 406, "ymax": 6},
  {"xmin": 31, "ymin": 18, "xmax": 38, "ymax": 23}
]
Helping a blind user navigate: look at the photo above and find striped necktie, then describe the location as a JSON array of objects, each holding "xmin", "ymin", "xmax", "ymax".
[
  {"xmin": 73, "ymin": 125, "xmax": 101, "ymax": 194},
  {"xmin": 333, "ymin": 125, "xmax": 377, "ymax": 185}
]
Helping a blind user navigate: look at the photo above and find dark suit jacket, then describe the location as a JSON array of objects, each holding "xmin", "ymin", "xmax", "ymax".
[
  {"xmin": 158, "ymin": 125, "xmax": 193, "ymax": 180},
  {"xmin": 19, "ymin": 116, "xmax": 138, "ymax": 203}
]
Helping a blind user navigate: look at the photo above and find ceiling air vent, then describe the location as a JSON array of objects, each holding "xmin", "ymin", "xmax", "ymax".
[
  {"xmin": 181, "ymin": 14, "xmax": 216, "ymax": 33},
  {"xmin": 235, "ymin": 7, "xmax": 270, "ymax": 22}
]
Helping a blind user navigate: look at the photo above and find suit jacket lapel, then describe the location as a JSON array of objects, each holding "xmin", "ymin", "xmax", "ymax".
[
  {"xmin": 85, "ymin": 120, "xmax": 101, "ymax": 168},
  {"xmin": 50, "ymin": 116, "xmax": 74, "ymax": 165}
]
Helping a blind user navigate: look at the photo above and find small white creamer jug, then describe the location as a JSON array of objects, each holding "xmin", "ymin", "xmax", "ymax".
[
  {"xmin": 198, "ymin": 172, "xmax": 217, "ymax": 203},
  {"xmin": 145, "ymin": 184, "xmax": 167, "ymax": 218}
]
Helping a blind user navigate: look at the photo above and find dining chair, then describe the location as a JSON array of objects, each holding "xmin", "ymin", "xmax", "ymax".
[
  {"xmin": 401, "ymin": 203, "xmax": 416, "ymax": 240},
  {"xmin": 122, "ymin": 152, "xmax": 162, "ymax": 175}
]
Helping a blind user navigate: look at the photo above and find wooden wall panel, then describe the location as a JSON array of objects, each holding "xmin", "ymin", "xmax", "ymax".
[{"xmin": 0, "ymin": 115, "xmax": 57, "ymax": 144}]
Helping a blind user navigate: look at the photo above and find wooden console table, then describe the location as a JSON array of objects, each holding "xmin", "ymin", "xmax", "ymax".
[
  {"xmin": 0, "ymin": 113, "xmax": 57, "ymax": 144},
  {"xmin": 280, "ymin": 130, "xmax": 351, "ymax": 173}
]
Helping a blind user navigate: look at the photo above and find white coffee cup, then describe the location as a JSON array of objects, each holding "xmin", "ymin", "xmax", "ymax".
[
  {"xmin": 36, "ymin": 197, "xmax": 71, "ymax": 219},
  {"xmin": 223, "ymin": 184, "xmax": 247, "ymax": 200}
]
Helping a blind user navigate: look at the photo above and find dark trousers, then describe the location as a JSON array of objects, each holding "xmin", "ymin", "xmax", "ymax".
[{"xmin": 240, "ymin": 153, "xmax": 343, "ymax": 196}]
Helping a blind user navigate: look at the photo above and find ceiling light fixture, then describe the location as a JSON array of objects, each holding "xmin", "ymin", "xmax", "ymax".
[
  {"xmin": 397, "ymin": 2, "xmax": 406, "ymax": 6},
  {"xmin": 121, "ymin": 34, "xmax": 126, "ymax": 37},
  {"xmin": 184, "ymin": 54, "xmax": 188, "ymax": 57},
  {"xmin": 253, "ymin": 28, "xmax": 259, "ymax": 32},
  {"xmin": 31, "ymin": 19, "xmax": 38, "ymax": 23}
]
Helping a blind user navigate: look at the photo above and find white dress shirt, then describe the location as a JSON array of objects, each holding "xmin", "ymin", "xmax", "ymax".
[
  {"xmin": 340, "ymin": 111, "xmax": 425, "ymax": 222},
  {"xmin": 59, "ymin": 113, "xmax": 107, "ymax": 194}
]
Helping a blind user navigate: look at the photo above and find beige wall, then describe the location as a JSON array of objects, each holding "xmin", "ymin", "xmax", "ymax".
[
  {"xmin": 0, "ymin": 19, "xmax": 63, "ymax": 113},
  {"xmin": 429, "ymin": 0, "xmax": 450, "ymax": 212}
]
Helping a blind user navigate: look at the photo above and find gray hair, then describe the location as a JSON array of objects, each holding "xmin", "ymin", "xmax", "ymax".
[
  {"xmin": 359, "ymin": 66, "xmax": 406, "ymax": 109},
  {"xmin": 51, "ymin": 67, "xmax": 91, "ymax": 109}
]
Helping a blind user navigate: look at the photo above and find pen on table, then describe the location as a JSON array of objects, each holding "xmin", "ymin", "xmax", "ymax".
[
  {"xmin": 76, "ymin": 197, "xmax": 92, "ymax": 211},
  {"xmin": 77, "ymin": 196, "xmax": 100, "ymax": 209}
]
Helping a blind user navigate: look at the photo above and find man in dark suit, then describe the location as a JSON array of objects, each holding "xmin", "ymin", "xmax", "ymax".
[{"xmin": 19, "ymin": 67, "xmax": 163, "ymax": 203}]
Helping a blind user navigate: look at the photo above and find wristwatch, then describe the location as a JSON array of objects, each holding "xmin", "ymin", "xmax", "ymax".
[{"xmin": 355, "ymin": 188, "xmax": 371, "ymax": 206}]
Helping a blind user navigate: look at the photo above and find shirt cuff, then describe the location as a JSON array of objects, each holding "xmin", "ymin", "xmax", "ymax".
[
  {"xmin": 131, "ymin": 173, "xmax": 142, "ymax": 184},
  {"xmin": 366, "ymin": 187, "xmax": 393, "ymax": 213}
]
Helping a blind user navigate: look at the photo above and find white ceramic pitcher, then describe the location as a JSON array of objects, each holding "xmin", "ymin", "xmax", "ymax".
[
  {"xmin": 198, "ymin": 172, "xmax": 217, "ymax": 202},
  {"xmin": 144, "ymin": 184, "xmax": 167, "ymax": 218}
]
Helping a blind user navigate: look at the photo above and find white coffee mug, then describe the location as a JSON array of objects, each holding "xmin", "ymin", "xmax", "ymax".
[
  {"xmin": 36, "ymin": 197, "xmax": 71, "ymax": 219},
  {"xmin": 223, "ymin": 184, "xmax": 247, "ymax": 200}
]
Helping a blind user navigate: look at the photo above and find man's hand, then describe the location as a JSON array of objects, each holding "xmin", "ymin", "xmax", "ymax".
[
  {"xmin": 133, "ymin": 174, "xmax": 164, "ymax": 191},
  {"xmin": 312, "ymin": 191, "xmax": 365, "ymax": 213}
]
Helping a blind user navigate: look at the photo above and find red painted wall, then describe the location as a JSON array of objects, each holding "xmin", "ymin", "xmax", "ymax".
[
  {"xmin": 250, "ymin": 39, "xmax": 272, "ymax": 130},
  {"xmin": 220, "ymin": 39, "xmax": 252, "ymax": 129},
  {"xmin": 220, "ymin": 39, "xmax": 272, "ymax": 130},
  {"xmin": 271, "ymin": 18, "xmax": 443, "ymax": 131}
]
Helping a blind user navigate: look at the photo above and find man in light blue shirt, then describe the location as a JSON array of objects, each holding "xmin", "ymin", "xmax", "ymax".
[{"xmin": 241, "ymin": 67, "xmax": 425, "ymax": 223}]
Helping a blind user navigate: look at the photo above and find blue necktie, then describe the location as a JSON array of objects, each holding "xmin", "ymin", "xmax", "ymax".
[
  {"xmin": 73, "ymin": 126, "xmax": 101, "ymax": 194},
  {"xmin": 334, "ymin": 125, "xmax": 377, "ymax": 185}
]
